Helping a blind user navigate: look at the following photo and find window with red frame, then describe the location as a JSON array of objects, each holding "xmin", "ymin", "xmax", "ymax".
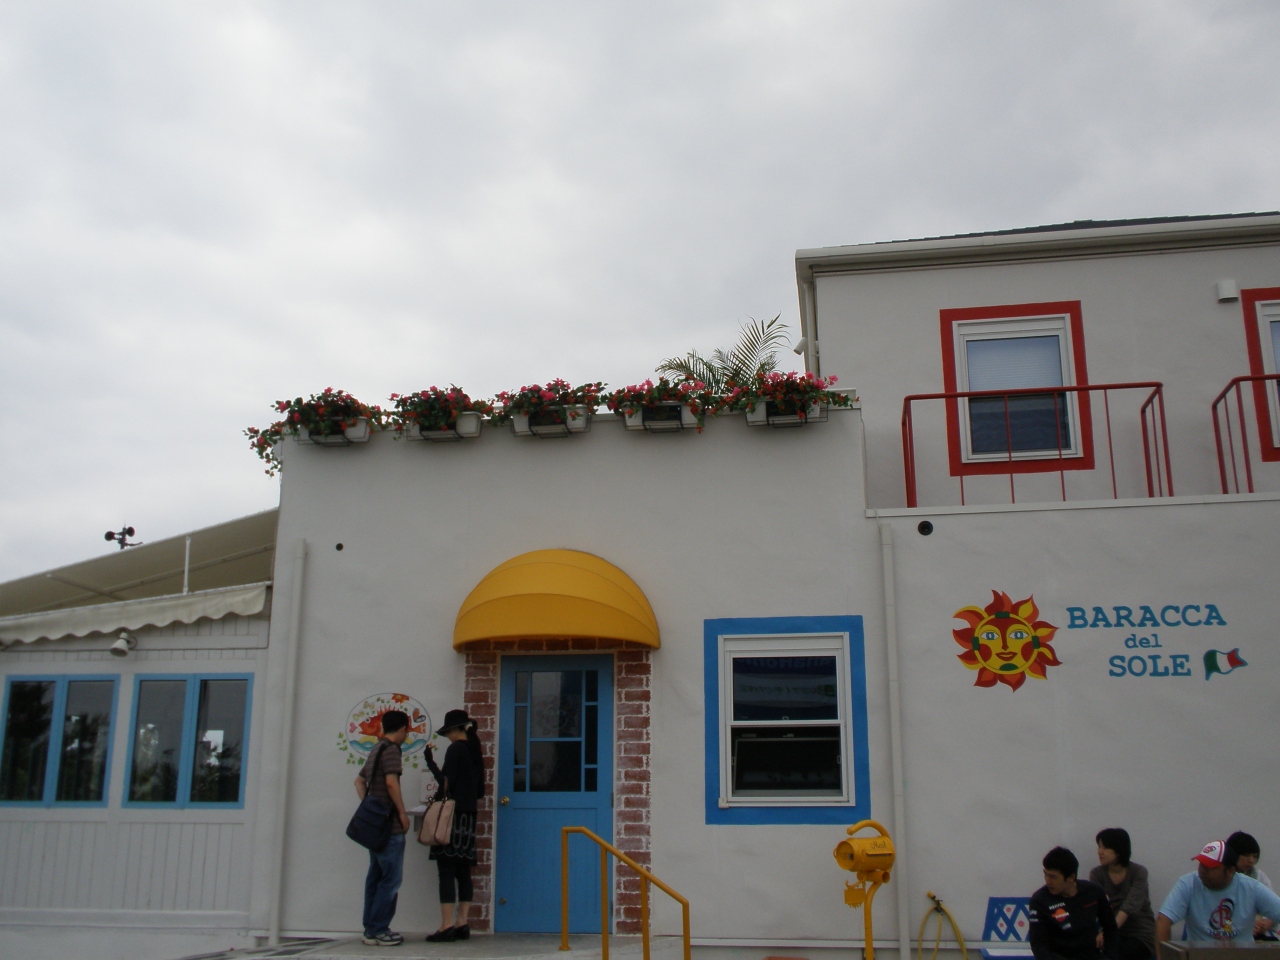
[
  {"xmin": 940, "ymin": 301, "xmax": 1094, "ymax": 476},
  {"xmin": 1240, "ymin": 286, "xmax": 1280, "ymax": 460}
]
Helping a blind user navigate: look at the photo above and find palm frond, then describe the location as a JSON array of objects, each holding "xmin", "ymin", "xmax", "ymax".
[
  {"xmin": 656, "ymin": 314, "xmax": 789, "ymax": 393},
  {"xmin": 724, "ymin": 315, "xmax": 788, "ymax": 385},
  {"xmin": 655, "ymin": 352, "xmax": 723, "ymax": 392}
]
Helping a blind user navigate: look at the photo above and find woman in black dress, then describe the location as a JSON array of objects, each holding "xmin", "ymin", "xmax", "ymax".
[{"xmin": 424, "ymin": 709, "xmax": 485, "ymax": 942}]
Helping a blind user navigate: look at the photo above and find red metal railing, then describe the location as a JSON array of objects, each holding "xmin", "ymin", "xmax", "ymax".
[
  {"xmin": 901, "ymin": 382, "xmax": 1174, "ymax": 508},
  {"xmin": 1211, "ymin": 373, "xmax": 1280, "ymax": 494}
]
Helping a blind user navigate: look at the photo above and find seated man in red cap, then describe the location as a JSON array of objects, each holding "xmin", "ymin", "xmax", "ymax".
[{"xmin": 1155, "ymin": 840, "xmax": 1280, "ymax": 957}]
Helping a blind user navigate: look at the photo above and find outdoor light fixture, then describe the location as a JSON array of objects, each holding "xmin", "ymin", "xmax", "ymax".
[
  {"xmin": 110, "ymin": 630, "xmax": 137, "ymax": 657},
  {"xmin": 792, "ymin": 337, "xmax": 809, "ymax": 355},
  {"xmin": 1216, "ymin": 279, "xmax": 1239, "ymax": 303}
]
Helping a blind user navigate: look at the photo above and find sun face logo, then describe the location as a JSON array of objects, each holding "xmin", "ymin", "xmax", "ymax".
[{"xmin": 953, "ymin": 591, "xmax": 1061, "ymax": 690}]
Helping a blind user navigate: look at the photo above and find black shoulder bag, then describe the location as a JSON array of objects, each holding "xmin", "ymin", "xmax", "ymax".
[{"xmin": 346, "ymin": 741, "xmax": 395, "ymax": 852}]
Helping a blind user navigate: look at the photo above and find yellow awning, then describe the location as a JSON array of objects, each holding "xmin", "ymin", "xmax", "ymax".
[{"xmin": 453, "ymin": 550, "xmax": 659, "ymax": 649}]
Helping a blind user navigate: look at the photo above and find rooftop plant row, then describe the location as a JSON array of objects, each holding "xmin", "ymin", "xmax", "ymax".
[{"xmin": 246, "ymin": 372, "xmax": 852, "ymax": 475}]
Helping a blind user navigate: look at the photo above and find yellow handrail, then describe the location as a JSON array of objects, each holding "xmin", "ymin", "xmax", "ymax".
[{"xmin": 559, "ymin": 826, "xmax": 691, "ymax": 960}]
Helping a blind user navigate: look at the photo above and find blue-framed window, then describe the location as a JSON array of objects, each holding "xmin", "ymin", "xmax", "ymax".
[
  {"xmin": 704, "ymin": 617, "xmax": 869, "ymax": 825},
  {"xmin": 0, "ymin": 675, "xmax": 119, "ymax": 807},
  {"xmin": 123, "ymin": 674, "xmax": 252, "ymax": 808}
]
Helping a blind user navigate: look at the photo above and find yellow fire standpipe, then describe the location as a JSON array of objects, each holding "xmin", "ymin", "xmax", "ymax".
[{"xmin": 834, "ymin": 820, "xmax": 896, "ymax": 960}]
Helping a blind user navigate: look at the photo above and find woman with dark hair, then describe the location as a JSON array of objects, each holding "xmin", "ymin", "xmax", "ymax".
[
  {"xmin": 1089, "ymin": 828, "xmax": 1155, "ymax": 960},
  {"xmin": 1227, "ymin": 831, "xmax": 1276, "ymax": 939},
  {"xmin": 424, "ymin": 709, "xmax": 486, "ymax": 942}
]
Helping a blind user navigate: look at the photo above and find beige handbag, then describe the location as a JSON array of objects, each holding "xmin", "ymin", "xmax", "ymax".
[{"xmin": 418, "ymin": 796, "xmax": 455, "ymax": 846}]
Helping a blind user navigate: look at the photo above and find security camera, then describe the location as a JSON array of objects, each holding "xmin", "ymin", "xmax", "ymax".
[{"xmin": 110, "ymin": 631, "xmax": 137, "ymax": 657}]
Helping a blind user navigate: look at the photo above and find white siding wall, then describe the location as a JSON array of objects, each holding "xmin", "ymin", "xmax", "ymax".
[
  {"xmin": 0, "ymin": 819, "xmax": 245, "ymax": 911},
  {"xmin": 0, "ymin": 616, "xmax": 266, "ymax": 932}
]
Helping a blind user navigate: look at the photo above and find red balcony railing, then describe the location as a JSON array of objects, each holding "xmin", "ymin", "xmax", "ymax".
[
  {"xmin": 1211, "ymin": 373, "xmax": 1280, "ymax": 494},
  {"xmin": 901, "ymin": 382, "xmax": 1174, "ymax": 508}
]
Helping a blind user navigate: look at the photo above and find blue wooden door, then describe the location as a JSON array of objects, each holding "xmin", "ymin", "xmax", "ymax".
[{"xmin": 494, "ymin": 655, "xmax": 613, "ymax": 933}]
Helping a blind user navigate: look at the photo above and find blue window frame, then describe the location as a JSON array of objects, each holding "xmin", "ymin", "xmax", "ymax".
[
  {"xmin": 123, "ymin": 674, "xmax": 253, "ymax": 809},
  {"xmin": 704, "ymin": 617, "xmax": 869, "ymax": 825},
  {"xmin": 0, "ymin": 674, "xmax": 120, "ymax": 808}
]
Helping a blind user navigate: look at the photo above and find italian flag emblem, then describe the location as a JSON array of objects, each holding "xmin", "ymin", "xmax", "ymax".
[{"xmin": 1203, "ymin": 648, "xmax": 1247, "ymax": 680}]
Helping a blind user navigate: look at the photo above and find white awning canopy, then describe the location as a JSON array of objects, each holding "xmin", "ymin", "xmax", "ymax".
[{"xmin": 0, "ymin": 582, "xmax": 270, "ymax": 645}]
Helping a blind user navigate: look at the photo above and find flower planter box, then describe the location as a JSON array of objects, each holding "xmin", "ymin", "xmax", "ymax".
[
  {"xmin": 623, "ymin": 402, "xmax": 698, "ymax": 433},
  {"xmin": 407, "ymin": 411, "xmax": 484, "ymax": 442},
  {"xmin": 745, "ymin": 402, "xmax": 827, "ymax": 428},
  {"xmin": 454, "ymin": 411, "xmax": 483, "ymax": 438},
  {"xmin": 514, "ymin": 405, "xmax": 592, "ymax": 438},
  {"xmin": 296, "ymin": 418, "xmax": 371, "ymax": 445}
]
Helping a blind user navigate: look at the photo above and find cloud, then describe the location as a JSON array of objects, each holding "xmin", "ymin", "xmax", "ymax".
[{"xmin": 1, "ymin": 0, "xmax": 1277, "ymax": 578}]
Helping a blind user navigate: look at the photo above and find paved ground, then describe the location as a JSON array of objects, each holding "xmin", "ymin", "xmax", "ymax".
[{"xmin": 178, "ymin": 934, "xmax": 687, "ymax": 960}]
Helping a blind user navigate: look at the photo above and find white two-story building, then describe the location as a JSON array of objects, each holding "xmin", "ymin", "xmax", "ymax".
[{"xmin": 2, "ymin": 213, "xmax": 1278, "ymax": 960}]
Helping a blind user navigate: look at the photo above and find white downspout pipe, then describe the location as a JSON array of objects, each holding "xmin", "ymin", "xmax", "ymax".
[
  {"xmin": 268, "ymin": 538, "xmax": 307, "ymax": 946},
  {"xmin": 803, "ymin": 281, "xmax": 820, "ymax": 377},
  {"xmin": 182, "ymin": 536, "xmax": 191, "ymax": 595},
  {"xmin": 880, "ymin": 523, "xmax": 912, "ymax": 960}
]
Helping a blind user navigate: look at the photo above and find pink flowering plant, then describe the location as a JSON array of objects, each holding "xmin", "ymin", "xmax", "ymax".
[
  {"xmin": 245, "ymin": 387, "xmax": 384, "ymax": 475},
  {"xmin": 605, "ymin": 378, "xmax": 714, "ymax": 429},
  {"xmin": 492, "ymin": 379, "xmax": 605, "ymax": 424},
  {"xmin": 387, "ymin": 386, "xmax": 495, "ymax": 436},
  {"xmin": 722, "ymin": 371, "xmax": 852, "ymax": 418}
]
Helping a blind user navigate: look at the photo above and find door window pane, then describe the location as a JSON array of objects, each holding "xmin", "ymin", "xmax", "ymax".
[
  {"xmin": 966, "ymin": 335, "xmax": 1070, "ymax": 454},
  {"xmin": 189, "ymin": 679, "xmax": 247, "ymax": 803},
  {"xmin": 514, "ymin": 706, "xmax": 528, "ymax": 767},
  {"xmin": 731, "ymin": 725, "xmax": 842, "ymax": 797},
  {"xmin": 55, "ymin": 681, "xmax": 114, "ymax": 802},
  {"xmin": 0, "ymin": 681, "xmax": 55, "ymax": 801},
  {"xmin": 530, "ymin": 741, "xmax": 582, "ymax": 791},
  {"xmin": 129, "ymin": 680, "xmax": 187, "ymax": 802},
  {"xmin": 531, "ymin": 672, "xmax": 582, "ymax": 737},
  {"xmin": 513, "ymin": 668, "xmax": 598, "ymax": 794},
  {"xmin": 584, "ymin": 706, "xmax": 598, "ymax": 765},
  {"xmin": 732, "ymin": 656, "xmax": 838, "ymax": 721}
]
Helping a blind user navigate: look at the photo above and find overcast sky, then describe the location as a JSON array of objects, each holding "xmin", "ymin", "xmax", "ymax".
[{"xmin": 1, "ymin": 1, "xmax": 1277, "ymax": 581}]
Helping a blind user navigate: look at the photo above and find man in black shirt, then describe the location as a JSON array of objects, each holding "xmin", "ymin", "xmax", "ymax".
[{"xmin": 1030, "ymin": 847, "xmax": 1119, "ymax": 960}]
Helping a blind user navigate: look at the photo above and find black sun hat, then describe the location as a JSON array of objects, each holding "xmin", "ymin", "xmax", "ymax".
[{"xmin": 436, "ymin": 709, "xmax": 472, "ymax": 736}]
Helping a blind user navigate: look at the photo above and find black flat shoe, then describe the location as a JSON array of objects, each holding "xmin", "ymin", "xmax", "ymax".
[
  {"xmin": 426, "ymin": 927, "xmax": 456, "ymax": 942},
  {"xmin": 453, "ymin": 925, "xmax": 470, "ymax": 940}
]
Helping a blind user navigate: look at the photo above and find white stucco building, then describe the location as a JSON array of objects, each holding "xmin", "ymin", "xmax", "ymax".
[{"xmin": 2, "ymin": 213, "xmax": 1278, "ymax": 960}]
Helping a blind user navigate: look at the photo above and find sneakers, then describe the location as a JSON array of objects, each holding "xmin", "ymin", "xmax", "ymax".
[
  {"xmin": 362, "ymin": 930, "xmax": 404, "ymax": 946},
  {"xmin": 425, "ymin": 927, "xmax": 457, "ymax": 942}
]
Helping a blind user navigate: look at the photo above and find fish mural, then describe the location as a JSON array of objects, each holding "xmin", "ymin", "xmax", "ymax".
[{"xmin": 338, "ymin": 693, "xmax": 433, "ymax": 767}]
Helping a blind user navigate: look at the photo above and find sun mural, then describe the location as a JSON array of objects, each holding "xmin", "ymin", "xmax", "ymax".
[{"xmin": 953, "ymin": 591, "xmax": 1061, "ymax": 690}]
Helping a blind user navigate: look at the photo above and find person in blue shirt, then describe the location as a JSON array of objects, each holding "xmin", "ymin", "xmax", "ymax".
[{"xmin": 1155, "ymin": 840, "xmax": 1280, "ymax": 958}]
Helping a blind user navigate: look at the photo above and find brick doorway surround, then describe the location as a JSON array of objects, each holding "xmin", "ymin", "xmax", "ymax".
[{"xmin": 460, "ymin": 639, "xmax": 653, "ymax": 934}]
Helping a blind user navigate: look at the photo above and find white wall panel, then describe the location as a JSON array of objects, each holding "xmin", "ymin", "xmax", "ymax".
[{"xmin": 0, "ymin": 820, "xmax": 245, "ymax": 911}]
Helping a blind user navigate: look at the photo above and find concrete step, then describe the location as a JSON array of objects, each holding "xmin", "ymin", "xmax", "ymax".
[{"xmin": 177, "ymin": 934, "xmax": 688, "ymax": 960}]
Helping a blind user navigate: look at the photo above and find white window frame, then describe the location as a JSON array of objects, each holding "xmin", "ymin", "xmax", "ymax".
[
  {"xmin": 1254, "ymin": 300, "xmax": 1280, "ymax": 446},
  {"xmin": 953, "ymin": 314, "xmax": 1083, "ymax": 462},
  {"xmin": 717, "ymin": 633, "xmax": 854, "ymax": 807}
]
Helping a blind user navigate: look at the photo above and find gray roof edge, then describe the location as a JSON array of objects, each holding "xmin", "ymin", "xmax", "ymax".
[
  {"xmin": 795, "ymin": 213, "xmax": 1280, "ymax": 277},
  {"xmin": 0, "ymin": 507, "xmax": 280, "ymax": 589}
]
